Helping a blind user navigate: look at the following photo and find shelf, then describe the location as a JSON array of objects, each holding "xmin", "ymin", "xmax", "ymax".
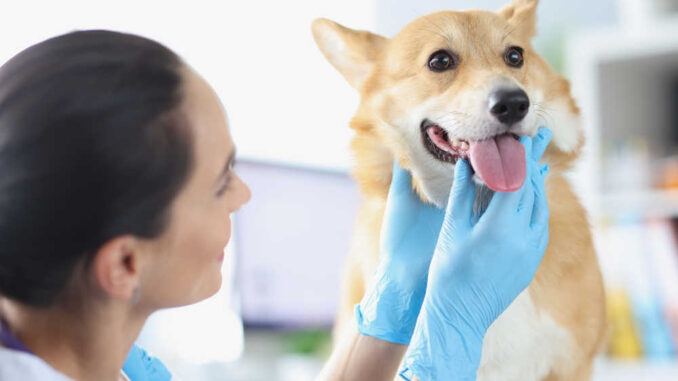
[
  {"xmin": 565, "ymin": 17, "xmax": 678, "ymax": 223},
  {"xmin": 599, "ymin": 189, "xmax": 678, "ymax": 219},
  {"xmin": 567, "ymin": 16, "xmax": 678, "ymax": 64}
]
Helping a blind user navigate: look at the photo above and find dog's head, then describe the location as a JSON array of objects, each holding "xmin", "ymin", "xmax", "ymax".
[{"xmin": 312, "ymin": 0, "xmax": 582, "ymax": 206}]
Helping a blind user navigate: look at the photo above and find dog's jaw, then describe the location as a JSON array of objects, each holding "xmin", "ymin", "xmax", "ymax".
[
  {"xmin": 384, "ymin": 86, "xmax": 584, "ymax": 207},
  {"xmin": 392, "ymin": 121, "xmax": 540, "ymax": 208}
]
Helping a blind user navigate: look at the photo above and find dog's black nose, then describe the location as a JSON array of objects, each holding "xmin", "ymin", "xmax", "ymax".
[{"xmin": 488, "ymin": 88, "xmax": 530, "ymax": 125}]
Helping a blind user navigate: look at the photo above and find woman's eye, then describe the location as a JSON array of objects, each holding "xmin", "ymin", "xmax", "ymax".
[
  {"xmin": 427, "ymin": 50, "xmax": 456, "ymax": 72},
  {"xmin": 216, "ymin": 175, "xmax": 231, "ymax": 197},
  {"xmin": 216, "ymin": 160, "xmax": 237, "ymax": 197},
  {"xmin": 504, "ymin": 46, "xmax": 524, "ymax": 68}
]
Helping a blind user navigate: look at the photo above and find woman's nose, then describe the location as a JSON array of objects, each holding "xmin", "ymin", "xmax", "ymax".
[{"xmin": 234, "ymin": 172, "xmax": 251, "ymax": 208}]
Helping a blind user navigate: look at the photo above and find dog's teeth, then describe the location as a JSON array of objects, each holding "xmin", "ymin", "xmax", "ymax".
[
  {"xmin": 460, "ymin": 142, "xmax": 469, "ymax": 150},
  {"xmin": 452, "ymin": 139, "xmax": 460, "ymax": 147}
]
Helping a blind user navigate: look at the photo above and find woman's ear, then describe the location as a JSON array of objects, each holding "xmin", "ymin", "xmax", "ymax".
[
  {"xmin": 311, "ymin": 18, "xmax": 387, "ymax": 90},
  {"xmin": 91, "ymin": 236, "xmax": 141, "ymax": 301},
  {"xmin": 497, "ymin": 0, "xmax": 539, "ymax": 40}
]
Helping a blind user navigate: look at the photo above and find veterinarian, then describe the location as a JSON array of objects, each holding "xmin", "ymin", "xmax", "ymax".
[{"xmin": 0, "ymin": 31, "xmax": 551, "ymax": 381}]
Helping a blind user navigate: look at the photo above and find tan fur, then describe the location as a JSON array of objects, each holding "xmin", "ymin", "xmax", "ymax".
[{"xmin": 313, "ymin": 0, "xmax": 605, "ymax": 379}]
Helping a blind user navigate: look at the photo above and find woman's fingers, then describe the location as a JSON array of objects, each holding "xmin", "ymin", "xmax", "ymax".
[
  {"xmin": 389, "ymin": 160, "xmax": 414, "ymax": 197},
  {"xmin": 530, "ymin": 164, "xmax": 550, "ymax": 230},
  {"xmin": 447, "ymin": 159, "xmax": 476, "ymax": 228},
  {"xmin": 477, "ymin": 186, "xmax": 524, "ymax": 230},
  {"xmin": 519, "ymin": 135, "xmax": 533, "ymax": 171},
  {"xmin": 477, "ymin": 132, "xmax": 547, "ymax": 228},
  {"xmin": 531, "ymin": 127, "xmax": 552, "ymax": 164},
  {"xmin": 517, "ymin": 177, "xmax": 536, "ymax": 225}
]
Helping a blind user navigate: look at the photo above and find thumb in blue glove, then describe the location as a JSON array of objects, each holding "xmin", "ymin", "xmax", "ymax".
[{"xmin": 399, "ymin": 127, "xmax": 552, "ymax": 381}]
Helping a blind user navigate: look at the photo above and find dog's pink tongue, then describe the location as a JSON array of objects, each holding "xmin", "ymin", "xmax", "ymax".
[{"xmin": 469, "ymin": 134, "xmax": 526, "ymax": 192}]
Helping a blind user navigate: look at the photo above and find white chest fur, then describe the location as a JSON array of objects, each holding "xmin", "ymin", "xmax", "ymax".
[{"xmin": 476, "ymin": 290, "xmax": 575, "ymax": 381}]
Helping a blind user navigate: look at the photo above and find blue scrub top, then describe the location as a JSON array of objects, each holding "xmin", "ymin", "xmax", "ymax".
[{"xmin": 123, "ymin": 344, "xmax": 172, "ymax": 381}]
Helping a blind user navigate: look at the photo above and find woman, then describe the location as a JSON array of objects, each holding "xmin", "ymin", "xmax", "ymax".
[{"xmin": 0, "ymin": 31, "xmax": 550, "ymax": 381}]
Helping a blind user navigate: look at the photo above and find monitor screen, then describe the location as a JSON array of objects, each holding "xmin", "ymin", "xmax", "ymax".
[{"xmin": 233, "ymin": 160, "xmax": 361, "ymax": 328}]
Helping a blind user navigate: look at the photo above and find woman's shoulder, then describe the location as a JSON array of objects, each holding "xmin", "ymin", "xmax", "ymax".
[{"xmin": 0, "ymin": 346, "xmax": 73, "ymax": 381}]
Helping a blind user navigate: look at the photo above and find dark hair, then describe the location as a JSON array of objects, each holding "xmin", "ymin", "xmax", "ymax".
[{"xmin": 0, "ymin": 30, "xmax": 194, "ymax": 307}]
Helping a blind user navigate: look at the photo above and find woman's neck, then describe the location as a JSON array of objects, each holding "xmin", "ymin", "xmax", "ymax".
[{"xmin": 0, "ymin": 297, "xmax": 149, "ymax": 381}]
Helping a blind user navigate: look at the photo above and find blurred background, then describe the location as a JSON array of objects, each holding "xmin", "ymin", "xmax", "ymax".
[{"xmin": 2, "ymin": 0, "xmax": 678, "ymax": 379}]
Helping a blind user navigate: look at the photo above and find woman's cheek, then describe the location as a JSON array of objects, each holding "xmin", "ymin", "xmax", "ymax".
[{"xmin": 209, "ymin": 208, "xmax": 232, "ymax": 257}]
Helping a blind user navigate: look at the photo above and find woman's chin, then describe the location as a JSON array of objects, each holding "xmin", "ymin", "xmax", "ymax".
[
  {"xmin": 202, "ymin": 271, "xmax": 224, "ymax": 301},
  {"xmin": 178, "ymin": 272, "xmax": 224, "ymax": 307}
]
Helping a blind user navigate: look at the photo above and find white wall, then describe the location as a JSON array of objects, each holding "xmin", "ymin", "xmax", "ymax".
[
  {"xmin": 0, "ymin": 0, "xmax": 378, "ymax": 172},
  {"xmin": 372, "ymin": 0, "xmax": 618, "ymax": 47}
]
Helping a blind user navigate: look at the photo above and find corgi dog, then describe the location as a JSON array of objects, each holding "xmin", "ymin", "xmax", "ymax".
[{"xmin": 311, "ymin": 0, "xmax": 605, "ymax": 379}]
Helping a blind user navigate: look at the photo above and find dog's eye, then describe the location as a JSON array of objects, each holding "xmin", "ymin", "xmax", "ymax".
[
  {"xmin": 428, "ymin": 50, "xmax": 456, "ymax": 72},
  {"xmin": 504, "ymin": 46, "xmax": 524, "ymax": 68}
]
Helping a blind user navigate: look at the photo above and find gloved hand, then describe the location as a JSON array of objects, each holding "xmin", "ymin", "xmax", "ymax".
[
  {"xmin": 399, "ymin": 127, "xmax": 552, "ymax": 381},
  {"xmin": 123, "ymin": 344, "xmax": 172, "ymax": 381},
  {"xmin": 355, "ymin": 158, "xmax": 447, "ymax": 344}
]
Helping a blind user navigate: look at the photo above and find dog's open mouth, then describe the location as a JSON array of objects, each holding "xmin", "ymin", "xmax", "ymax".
[
  {"xmin": 421, "ymin": 121, "xmax": 470, "ymax": 163},
  {"xmin": 421, "ymin": 119, "xmax": 526, "ymax": 192}
]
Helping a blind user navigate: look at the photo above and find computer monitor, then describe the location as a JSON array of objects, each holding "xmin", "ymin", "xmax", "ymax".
[{"xmin": 233, "ymin": 160, "xmax": 361, "ymax": 328}]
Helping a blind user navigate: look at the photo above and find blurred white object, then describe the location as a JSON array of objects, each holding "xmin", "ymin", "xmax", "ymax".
[
  {"xmin": 602, "ymin": 139, "xmax": 652, "ymax": 192},
  {"xmin": 278, "ymin": 355, "xmax": 324, "ymax": 381},
  {"xmin": 618, "ymin": 0, "xmax": 678, "ymax": 27},
  {"xmin": 593, "ymin": 358, "xmax": 678, "ymax": 381}
]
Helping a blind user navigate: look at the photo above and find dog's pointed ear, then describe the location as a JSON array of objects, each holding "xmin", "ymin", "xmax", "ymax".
[
  {"xmin": 497, "ymin": 0, "xmax": 539, "ymax": 40},
  {"xmin": 311, "ymin": 18, "xmax": 387, "ymax": 90}
]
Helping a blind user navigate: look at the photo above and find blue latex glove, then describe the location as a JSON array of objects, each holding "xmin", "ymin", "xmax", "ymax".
[
  {"xmin": 123, "ymin": 344, "xmax": 172, "ymax": 381},
  {"xmin": 399, "ymin": 127, "xmax": 552, "ymax": 381},
  {"xmin": 355, "ymin": 158, "xmax": 447, "ymax": 344}
]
